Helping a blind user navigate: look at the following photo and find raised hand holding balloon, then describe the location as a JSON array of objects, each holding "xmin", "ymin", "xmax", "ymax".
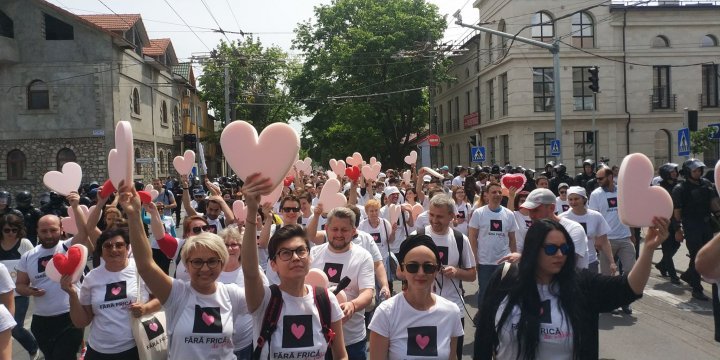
[
  {"xmin": 43, "ymin": 162, "xmax": 82, "ymax": 196},
  {"xmin": 617, "ymin": 153, "xmax": 673, "ymax": 227}
]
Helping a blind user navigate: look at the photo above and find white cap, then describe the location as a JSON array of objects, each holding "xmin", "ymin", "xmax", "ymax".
[
  {"xmin": 384, "ymin": 186, "xmax": 400, "ymax": 196},
  {"xmin": 378, "ymin": 172, "xmax": 387, "ymax": 179},
  {"xmin": 567, "ymin": 186, "xmax": 587, "ymax": 199},
  {"xmin": 520, "ymin": 188, "xmax": 557, "ymax": 209},
  {"xmin": 423, "ymin": 175, "xmax": 432, "ymax": 182}
]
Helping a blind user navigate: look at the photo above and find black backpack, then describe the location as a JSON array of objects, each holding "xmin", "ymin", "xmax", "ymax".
[{"xmin": 416, "ymin": 226, "xmax": 466, "ymax": 269}]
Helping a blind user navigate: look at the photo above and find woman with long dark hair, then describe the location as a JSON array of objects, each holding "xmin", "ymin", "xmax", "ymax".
[{"xmin": 475, "ymin": 217, "xmax": 669, "ymax": 359}]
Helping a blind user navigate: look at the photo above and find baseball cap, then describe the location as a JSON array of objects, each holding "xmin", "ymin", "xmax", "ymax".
[
  {"xmin": 384, "ymin": 186, "xmax": 400, "ymax": 197},
  {"xmin": 193, "ymin": 188, "xmax": 206, "ymax": 196},
  {"xmin": 567, "ymin": 186, "xmax": 587, "ymax": 199},
  {"xmin": 520, "ymin": 188, "xmax": 557, "ymax": 209},
  {"xmin": 423, "ymin": 175, "xmax": 432, "ymax": 183},
  {"xmin": 378, "ymin": 172, "xmax": 387, "ymax": 179},
  {"xmin": 440, "ymin": 166, "xmax": 449, "ymax": 171},
  {"xmin": 558, "ymin": 182, "xmax": 569, "ymax": 190}
]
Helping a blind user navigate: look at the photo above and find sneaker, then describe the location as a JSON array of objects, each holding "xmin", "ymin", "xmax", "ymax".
[
  {"xmin": 692, "ymin": 289, "xmax": 710, "ymax": 301},
  {"xmin": 610, "ymin": 309, "xmax": 621, "ymax": 315},
  {"xmin": 621, "ymin": 305, "xmax": 632, "ymax": 314}
]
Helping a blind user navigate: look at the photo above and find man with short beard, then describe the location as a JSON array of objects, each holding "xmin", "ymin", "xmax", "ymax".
[{"xmin": 310, "ymin": 207, "xmax": 374, "ymax": 359}]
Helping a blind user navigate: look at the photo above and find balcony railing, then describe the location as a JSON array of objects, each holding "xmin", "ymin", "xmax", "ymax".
[{"xmin": 650, "ymin": 93, "xmax": 677, "ymax": 111}]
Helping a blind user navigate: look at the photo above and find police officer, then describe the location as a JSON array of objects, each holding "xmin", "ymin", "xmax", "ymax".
[
  {"xmin": 541, "ymin": 161, "xmax": 555, "ymax": 179},
  {"xmin": 15, "ymin": 191, "xmax": 43, "ymax": 245},
  {"xmin": 549, "ymin": 163, "xmax": 575, "ymax": 196},
  {"xmin": 0, "ymin": 191, "xmax": 23, "ymax": 217},
  {"xmin": 672, "ymin": 159, "xmax": 716, "ymax": 301},
  {"xmin": 575, "ymin": 159, "xmax": 596, "ymax": 193},
  {"xmin": 39, "ymin": 191, "xmax": 68, "ymax": 217},
  {"xmin": 655, "ymin": 163, "xmax": 681, "ymax": 284}
]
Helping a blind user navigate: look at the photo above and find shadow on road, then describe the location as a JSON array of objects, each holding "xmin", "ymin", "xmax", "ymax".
[{"xmin": 598, "ymin": 313, "xmax": 638, "ymax": 330}]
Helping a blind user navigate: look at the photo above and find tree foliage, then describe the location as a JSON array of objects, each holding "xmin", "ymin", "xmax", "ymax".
[
  {"xmin": 289, "ymin": 0, "xmax": 448, "ymax": 167},
  {"xmin": 691, "ymin": 127, "xmax": 715, "ymax": 157}
]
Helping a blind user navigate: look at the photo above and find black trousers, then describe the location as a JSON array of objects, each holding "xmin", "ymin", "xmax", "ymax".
[
  {"xmin": 659, "ymin": 227, "xmax": 681, "ymax": 277},
  {"xmin": 682, "ymin": 219, "xmax": 713, "ymax": 291},
  {"xmin": 457, "ymin": 317, "xmax": 464, "ymax": 360},
  {"xmin": 86, "ymin": 345, "xmax": 140, "ymax": 360},
  {"xmin": 713, "ymin": 283, "xmax": 720, "ymax": 343},
  {"xmin": 30, "ymin": 312, "xmax": 83, "ymax": 360}
]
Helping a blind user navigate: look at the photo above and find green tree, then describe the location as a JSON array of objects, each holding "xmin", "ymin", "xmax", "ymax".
[
  {"xmin": 199, "ymin": 37, "xmax": 304, "ymax": 131},
  {"xmin": 691, "ymin": 127, "xmax": 715, "ymax": 157},
  {"xmin": 289, "ymin": 0, "xmax": 448, "ymax": 167}
]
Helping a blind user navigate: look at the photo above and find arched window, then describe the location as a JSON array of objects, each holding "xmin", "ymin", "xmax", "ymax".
[
  {"xmin": 653, "ymin": 35, "xmax": 669, "ymax": 48},
  {"xmin": 7, "ymin": 150, "xmax": 26, "ymax": 180},
  {"xmin": 135, "ymin": 148, "xmax": 141, "ymax": 175},
  {"xmin": 27, "ymin": 80, "xmax": 49, "ymax": 110},
  {"xmin": 571, "ymin": 11, "xmax": 594, "ymax": 48},
  {"xmin": 531, "ymin": 11, "xmax": 554, "ymax": 43},
  {"xmin": 132, "ymin": 88, "xmax": 140, "ymax": 115},
  {"xmin": 0, "ymin": 10, "xmax": 13, "ymax": 38},
  {"xmin": 160, "ymin": 101, "xmax": 168, "ymax": 124},
  {"xmin": 172, "ymin": 105, "xmax": 179, "ymax": 133},
  {"xmin": 56, "ymin": 148, "xmax": 76, "ymax": 171},
  {"xmin": 702, "ymin": 34, "xmax": 718, "ymax": 47}
]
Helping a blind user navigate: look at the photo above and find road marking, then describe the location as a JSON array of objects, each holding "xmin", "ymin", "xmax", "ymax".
[{"xmin": 643, "ymin": 289, "xmax": 712, "ymax": 313}]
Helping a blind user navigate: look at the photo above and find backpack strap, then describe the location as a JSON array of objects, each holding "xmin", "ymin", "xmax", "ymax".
[
  {"xmin": 253, "ymin": 285, "xmax": 283, "ymax": 360},
  {"xmin": 452, "ymin": 229, "xmax": 464, "ymax": 269},
  {"xmin": 312, "ymin": 286, "xmax": 335, "ymax": 344}
]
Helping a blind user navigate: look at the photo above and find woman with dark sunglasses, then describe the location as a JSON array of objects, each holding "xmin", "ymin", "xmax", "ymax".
[
  {"xmin": 368, "ymin": 234, "xmax": 463, "ymax": 359},
  {"xmin": 475, "ymin": 218, "xmax": 669, "ymax": 360},
  {"xmin": 173, "ymin": 215, "xmax": 211, "ymax": 281}
]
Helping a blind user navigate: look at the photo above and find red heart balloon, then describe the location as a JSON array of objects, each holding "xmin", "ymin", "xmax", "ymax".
[
  {"xmin": 283, "ymin": 176, "xmax": 294, "ymax": 187},
  {"xmin": 52, "ymin": 246, "xmax": 82, "ymax": 276},
  {"xmin": 138, "ymin": 191, "xmax": 152, "ymax": 204},
  {"xmin": 99, "ymin": 179, "xmax": 116, "ymax": 198},
  {"xmin": 157, "ymin": 234, "xmax": 178, "ymax": 259},
  {"xmin": 501, "ymin": 174, "xmax": 527, "ymax": 190},
  {"xmin": 345, "ymin": 166, "xmax": 361, "ymax": 182}
]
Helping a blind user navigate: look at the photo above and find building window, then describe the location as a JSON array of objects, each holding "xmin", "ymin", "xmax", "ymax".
[
  {"xmin": 531, "ymin": 11, "xmax": 554, "ymax": 43},
  {"xmin": 167, "ymin": 152, "xmax": 172, "ymax": 175},
  {"xmin": 498, "ymin": 20, "xmax": 508, "ymax": 53},
  {"xmin": 702, "ymin": 34, "xmax": 718, "ymax": 47},
  {"xmin": 132, "ymin": 88, "xmax": 140, "ymax": 115},
  {"xmin": 574, "ymin": 131, "xmax": 595, "ymax": 173},
  {"xmin": 652, "ymin": 66, "xmax": 671, "ymax": 109},
  {"xmin": 438, "ymin": 104, "xmax": 444, "ymax": 134},
  {"xmin": 573, "ymin": 67, "xmax": 595, "ymax": 110},
  {"xmin": 702, "ymin": 64, "xmax": 719, "ymax": 108},
  {"xmin": 534, "ymin": 132, "xmax": 555, "ymax": 171},
  {"xmin": 500, "ymin": 73, "xmax": 508, "ymax": 116},
  {"xmin": 27, "ymin": 80, "xmax": 49, "ymax": 110},
  {"xmin": 501, "ymin": 135, "xmax": 509, "ymax": 165},
  {"xmin": 0, "ymin": 11, "xmax": 14, "ymax": 38},
  {"xmin": 447, "ymin": 100, "xmax": 452, "ymax": 133},
  {"xmin": 571, "ymin": 11, "xmax": 594, "ymax": 48},
  {"xmin": 44, "ymin": 14, "xmax": 73, "ymax": 40},
  {"xmin": 454, "ymin": 96, "xmax": 459, "ymax": 131},
  {"xmin": 7, "ymin": 150, "xmax": 26, "ymax": 180},
  {"xmin": 533, "ymin": 68, "xmax": 554, "ymax": 112},
  {"xmin": 465, "ymin": 91, "xmax": 471, "ymax": 115},
  {"xmin": 173, "ymin": 105, "xmax": 180, "ymax": 135},
  {"xmin": 465, "ymin": 68, "xmax": 470, "ymax": 79},
  {"xmin": 488, "ymin": 79, "xmax": 495, "ymax": 120},
  {"xmin": 653, "ymin": 35, "xmax": 669, "ymax": 48},
  {"xmin": 159, "ymin": 151, "xmax": 165, "ymax": 176},
  {"xmin": 160, "ymin": 101, "xmax": 168, "ymax": 124},
  {"xmin": 135, "ymin": 148, "xmax": 141, "ymax": 175},
  {"xmin": 56, "ymin": 148, "xmax": 76, "ymax": 171},
  {"xmin": 487, "ymin": 137, "xmax": 496, "ymax": 164}
]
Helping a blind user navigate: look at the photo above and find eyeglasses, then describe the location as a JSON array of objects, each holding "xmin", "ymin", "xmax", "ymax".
[
  {"xmin": 225, "ymin": 243, "xmax": 240, "ymax": 249},
  {"xmin": 559, "ymin": 191, "xmax": 567, "ymax": 195},
  {"xmin": 402, "ymin": 262, "xmax": 441, "ymax": 274},
  {"xmin": 275, "ymin": 246, "xmax": 309, "ymax": 261},
  {"xmin": 102, "ymin": 242, "xmax": 127, "ymax": 250},
  {"xmin": 542, "ymin": 243, "xmax": 571, "ymax": 256},
  {"xmin": 191, "ymin": 225, "xmax": 211, "ymax": 234},
  {"xmin": 282, "ymin": 207, "xmax": 301, "ymax": 213},
  {"xmin": 2, "ymin": 228, "xmax": 18, "ymax": 234},
  {"xmin": 187, "ymin": 258, "xmax": 222, "ymax": 269}
]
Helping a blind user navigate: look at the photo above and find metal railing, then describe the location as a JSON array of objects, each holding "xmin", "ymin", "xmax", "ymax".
[
  {"xmin": 650, "ymin": 93, "xmax": 677, "ymax": 111},
  {"xmin": 699, "ymin": 93, "xmax": 720, "ymax": 108},
  {"xmin": 613, "ymin": 1, "xmax": 720, "ymax": 6}
]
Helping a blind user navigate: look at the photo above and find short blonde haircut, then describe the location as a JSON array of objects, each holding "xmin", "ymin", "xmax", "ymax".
[
  {"xmin": 219, "ymin": 225, "xmax": 242, "ymax": 243},
  {"xmin": 180, "ymin": 232, "xmax": 229, "ymax": 265},
  {"xmin": 365, "ymin": 199, "xmax": 381, "ymax": 211}
]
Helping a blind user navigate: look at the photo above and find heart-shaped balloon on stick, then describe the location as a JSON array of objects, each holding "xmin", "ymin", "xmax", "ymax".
[
  {"xmin": 410, "ymin": 204, "xmax": 424, "ymax": 222},
  {"xmin": 295, "ymin": 157, "xmax": 312, "ymax": 174},
  {"xmin": 61, "ymin": 205, "xmax": 89, "ymax": 235},
  {"xmin": 220, "ymin": 121, "xmax": 300, "ymax": 193},
  {"xmin": 305, "ymin": 268, "xmax": 329, "ymax": 287},
  {"xmin": 402, "ymin": 170, "xmax": 411, "ymax": 185},
  {"xmin": 362, "ymin": 163, "xmax": 382, "ymax": 182},
  {"xmin": 108, "ymin": 121, "xmax": 134, "ymax": 189},
  {"xmin": 318, "ymin": 179, "xmax": 347, "ymax": 211},
  {"xmin": 421, "ymin": 167, "xmax": 444, "ymax": 179},
  {"xmin": 261, "ymin": 183, "xmax": 284, "ymax": 206},
  {"xmin": 369, "ymin": 157, "xmax": 378, "ymax": 166},
  {"xmin": 173, "ymin": 150, "xmax": 195, "ymax": 176},
  {"xmin": 388, "ymin": 204, "xmax": 402, "ymax": 224},
  {"xmin": 157, "ymin": 234, "xmax": 178, "ymax": 259},
  {"xmin": 43, "ymin": 162, "xmax": 82, "ymax": 196},
  {"xmin": 144, "ymin": 185, "xmax": 159, "ymax": 201},
  {"xmin": 284, "ymin": 176, "xmax": 294, "ymax": 187},
  {"xmin": 99, "ymin": 179, "xmax": 116, "ymax": 198},
  {"xmin": 329, "ymin": 159, "xmax": 346, "ymax": 179},
  {"xmin": 617, "ymin": 153, "xmax": 673, "ymax": 227},
  {"xmin": 345, "ymin": 152, "xmax": 364, "ymax": 167},
  {"xmin": 137, "ymin": 191, "xmax": 153, "ymax": 205},
  {"xmin": 326, "ymin": 170, "xmax": 338, "ymax": 180},
  {"xmin": 345, "ymin": 166, "xmax": 361, "ymax": 182},
  {"xmin": 45, "ymin": 244, "xmax": 88, "ymax": 283},
  {"xmin": 404, "ymin": 150, "xmax": 418, "ymax": 166},
  {"xmin": 501, "ymin": 174, "xmax": 527, "ymax": 190},
  {"xmin": 715, "ymin": 160, "xmax": 720, "ymax": 196},
  {"xmin": 232, "ymin": 200, "xmax": 247, "ymax": 221}
]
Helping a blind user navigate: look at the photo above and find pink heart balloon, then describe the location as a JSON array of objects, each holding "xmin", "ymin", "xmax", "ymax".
[
  {"xmin": 43, "ymin": 162, "xmax": 82, "ymax": 196},
  {"xmin": 369, "ymin": 157, "xmax": 377, "ymax": 166},
  {"xmin": 294, "ymin": 157, "xmax": 312, "ymax": 174},
  {"xmin": 318, "ymin": 179, "xmax": 347, "ymax": 211},
  {"xmin": 388, "ymin": 204, "xmax": 402, "ymax": 224},
  {"xmin": 326, "ymin": 170, "xmax": 338, "ymax": 180},
  {"xmin": 261, "ymin": 183, "xmax": 284, "ymax": 206},
  {"xmin": 402, "ymin": 170, "xmax": 411, "ymax": 184},
  {"xmin": 714, "ymin": 160, "xmax": 720, "ymax": 196},
  {"xmin": 421, "ymin": 167, "xmax": 443, "ymax": 179},
  {"xmin": 232, "ymin": 200, "xmax": 247, "ymax": 221},
  {"xmin": 345, "ymin": 152, "xmax": 364, "ymax": 167},
  {"xmin": 411, "ymin": 204, "xmax": 424, "ymax": 222},
  {"xmin": 617, "ymin": 153, "xmax": 673, "ymax": 227},
  {"xmin": 144, "ymin": 185, "xmax": 159, "ymax": 201},
  {"xmin": 45, "ymin": 244, "xmax": 88, "ymax": 283},
  {"xmin": 108, "ymin": 121, "xmax": 134, "ymax": 190},
  {"xmin": 361, "ymin": 163, "xmax": 382, "ymax": 182},
  {"xmin": 220, "ymin": 121, "xmax": 300, "ymax": 192},
  {"xmin": 61, "ymin": 205, "xmax": 89, "ymax": 235},
  {"xmin": 404, "ymin": 150, "xmax": 418, "ymax": 166},
  {"xmin": 329, "ymin": 159, "xmax": 346, "ymax": 179},
  {"xmin": 173, "ymin": 150, "xmax": 195, "ymax": 176},
  {"xmin": 305, "ymin": 268, "xmax": 329, "ymax": 287}
]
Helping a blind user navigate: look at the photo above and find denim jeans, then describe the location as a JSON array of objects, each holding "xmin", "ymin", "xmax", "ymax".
[
  {"xmin": 12, "ymin": 296, "xmax": 38, "ymax": 355},
  {"xmin": 234, "ymin": 343, "xmax": 253, "ymax": 360},
  {"xmin": 326, "ymin": 340, "xmax": 367, "ymax": 360},
  {"xmin": 477, "ymin": 264, "xmax": 499, "ymax": 306}
]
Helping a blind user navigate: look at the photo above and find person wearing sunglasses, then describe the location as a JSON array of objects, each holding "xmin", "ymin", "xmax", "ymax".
[
  {"xmin": 60, "ymin": 228, "xmax": 161, "ymax": 359},
  {"xmin": 241, "ymin": 173, "xmax": 348, "ymax": 359},
  {"xmin": 555, "ymin": 183, "xmax": 570, "ymax": 214},
  {"xmin": 118, "ymin": 183, "xmax": 249, "ymax": 359},
  {"xmin": 369, "ymin": 234, "xmax": 463, "ymax": 360},
  {"xmin": 173, "ymin": 215, "xmax": 211, "ymax": 281},
  {"xmin": 279, "ymin": 195, "xmax": 302, "ymax": 226},
  {"xmin": 475, "ymin": 217, "xmax": 669, "ymax": 360}
]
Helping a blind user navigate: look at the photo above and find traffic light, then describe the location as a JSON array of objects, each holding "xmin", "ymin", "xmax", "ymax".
[
  {"xmin": 183, "ymin": 133, "xmax": 197, "ymax": 150},
  {"xmin": 588, "ymin": 66, "xmax": 599, "ymax": 93},
  {"xmin": 586, "ymin": 131, "xmax": 594, "ymax": 144}
]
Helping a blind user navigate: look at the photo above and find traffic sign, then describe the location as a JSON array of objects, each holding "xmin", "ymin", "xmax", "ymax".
[
  {"xmin": 678, "ymin": 128, "xmax": 691, "ymax": 156},
  {"xmin": 709, "ymin": 123, "xmax": 720, "ymax": 139},
  {"xmin": 428, "ymin": 134, "xmax": 440, "ymax": 147},
  {"xmin": 550, "ymin": 140, "xmax": 561, "ymax": 157},
  {"xmin": 470, "ymin": 146, "xmax": 486, "ymax": 163}
]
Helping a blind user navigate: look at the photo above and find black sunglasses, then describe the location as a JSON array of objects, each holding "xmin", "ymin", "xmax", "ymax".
[
  {"xmin": 402, "ymin": 262, "xmax": 441, "ymax": 274},
  {"xmin": 542, "ymin": 243, "xmax": 570, "ymax": 256},
  {"xmin": 3, "ymin": 228, "xmax": 18, "ymax": 234},
  {"xmin": 282, "ymin": 207, "xmax": 301, "ymax": 213},
  {"xmin": 191, "ymin": 225, "xmax": 211, "ymax": 234}
]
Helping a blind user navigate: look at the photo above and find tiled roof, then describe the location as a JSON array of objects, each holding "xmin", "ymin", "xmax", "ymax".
[
  {"xmin": 172, "ymin": 63, "xmax": 192, "ymax": 80},
  {"xmin": 144, "ymin": 38, "xmax": 171, "ymax": 56},
  {"xmin": 78, "ymin": 14, "xmax": 140, "ymax": 32}
]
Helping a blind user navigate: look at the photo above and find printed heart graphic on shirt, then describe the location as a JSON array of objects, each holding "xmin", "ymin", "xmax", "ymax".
[
  {"xmin": 107, "ymin": 121, "xmax": 134, "ymax": 189},
  {"xmin": 45, "ymin": 244, "xmax": 88, "ymax": 283},
  {"xmin": 361, "ymin": 163, "xmax": 382, "ymax": 182},
  {"xmin": 492, "ymin": 222, "xmax": 500, "ymax": 230},
  {"xmin": 41, "ymin": 260, "xmax": 49, "ymax": 268},
  {"xmin": 220, "ymin": 120, "xmax": 300, "ymax": 192},
  {"xmin": 111, "ymin": 286, "xmax": 121, "ymax": 295},
  {"xmin": 329, "ymin": 159, "xmax": 347, "ymax": 179},
  {"xmin": 104, "ymin": 281, "xmax": 127, "ymax": 301},
  {"xmin": 404, "ymin": 150, "xmax": 417, "ymax": 165},
  {"xmin": 43, "ymin": 162, "xmax": 83, "ymax": 196},
  {"xmin": 345, "ymin": 166, "xmax": 361, "ymax": 182},
  {"xmin": 148, "ymin": 322, "xmax": 159, "ymax": 332},
  {"xmin": 416, "ymin": 334, "xmax": 430, "ymax": 350},
  {"xmin": 142, "ymin": 317, "xmax": 165, "ymax": 340},
  {"xmin": 201, "ymin": 312, "xmax": 215, "ymax": 326},
  {"xmin": 439, "ymin": 251, "xmax": 444, "ymax": 260},
  {"xmin": 609, "ymin": 199, "xmax": 616, "ymax": 206},
  {"xmin": 345, "ymin": 152, "xmax": 364, "ymax": 167},
  {"xmin": 616, "ymin": 153, "xmax": 673, "ymax": 227},
  {"xmin": 327, "ymin": 268, "xmax": 338, "ymax": 278},
  {"xmin": 173, "ymin": 150, "xmax": 195, "ymax": 176},
  {"xmin": 318, "ymin": 179, "xmax": 347, "ymax": 212},
  {"xmin": 291, "ymin": 323, "xmax": 306, "ymax": 339}
]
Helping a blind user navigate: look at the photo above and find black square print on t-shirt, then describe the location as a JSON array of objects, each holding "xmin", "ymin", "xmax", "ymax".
[
  {"xmin": 407, "ymin": 326, "xmax": 438, "ymax": 356},
  {"xmin": 104, "ymin": 281, "xmax": 127, "ymax": 302},
  {"xmin": 457, "ymin": 210, "xmax": 466, "ymax": 220},
  {"xmin": 323, "ymin": 263, "xmax": 344, "ymax": 283},
  {"xmin": 436, "ymin": 246, "xmax": 449, "ymax": 266},
  {"xmin": 606, "ymin": 197, "xmax": 618, "ymax": 208},
  {"xmin": 371, "ymin": 232, "xmax": 381, "ymax": 244},
  {"xmin": 539, "ymin": 299, "xmax": 552, "ymax": 324},
  {"xmin": 579, "ymin": 222, "xmax": 588, "ymax": 234},
  {"xmin": 142, "ymin": 316, "xmax": 165, "ymax": 341},
  {"xmin": 562, "ymin": 204, "xmax": 569, "ymax": 212},
  {"xmin": 37, "ymin": 255, "xmax": 53, "ymax": 273},
  {"xmin": 524, "ymin": 220, "xmax": 533, "ymax": 228},
  {"xmin": 192, "ymin": 305, "xmax": 222, "ymax": 333},
  {"xmin": 282, "ymin": 314, "xmax": 314, "ymax": 348},
  {"xmin": 490, "ymin": 219, "xmax": 503, "ymax": 232}
]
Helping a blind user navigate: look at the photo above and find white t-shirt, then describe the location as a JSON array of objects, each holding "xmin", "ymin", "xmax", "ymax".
[
  {"xmin": 557, "ymin": 217, "xmax": 589, "ymax": 270},
  {"xmin": 468, "ymin": 206, "xmax": 518, "ymax": 265},
  {"xmin": 16, "ymin": 239, "xmax": 74, "ymax": 316},
  {"xmin": 454, "ymin": 201, "xmax": 471, "ymax": 235},
  {"xmin": 512, "ymin": 211, "xmax": 533, "ymax": 253},
  {"xmin": 309, "ymin": 243, "xmax": 374, "ymax": 345},
  {"xmin": 205, "ymin": 216, "xmax": 226, "ymax": 233},
  {"xmin": 0, "ymin": 263, "xmax": 14, "ymax": 294},
  {"xmin": 0, "ymin": 304, "xmax": 15, "ymax": 333},
  {"xmin": 252, "ymin": 284, "xmax": 343, "ymax": 359},
  {"xmin": 368, "ymin": 293, "xmax": 464, "ymax": 360},
  {"xmin": 217, "ymin": 267, "xmax": 269, "ymax": 351},
  {"xmin": 380, "ymin": 205, "xmax": 412, "ymax": 253},
  {"xmin": 415, "ymin": 211, "xmax": 429, "ymax": 231},
  {"xmin": 79, "ymin": 260, "xmax": 149, "ymax": 354},
  {"xmin": 555, "ymin": 197, "xmax": 570, "ymax": 214},
  {"xmin": 307, "ymin": 215, "xmax": 328, "ymax": 233},
  {"xmin": 589, "ymin": 187, "xmax": 631, "ymax": 240},
  {"xmin": 452, "ymin": 176, "xmax": 465, "ymax": 188},
  {"xmin": 495, "ymin": 284, "xmax": 573, "ymax": 360},
  {"xmin": 352, "ymin": 230, "xmax": 383, "ymax": 263},
  {"xmin": 358, "ymin": 218, "xmax": 393, "ymax": 261},
  {"xmin": 421, "ymin": 226, "xmax": 475, "ymax": 317},
  {"xmin": 558, "ymin": 209, "xmax": 611, "ymax": 265},
  {"xmin": 163, "ymin": 279, "xmax": 247, "ymax": 359}
]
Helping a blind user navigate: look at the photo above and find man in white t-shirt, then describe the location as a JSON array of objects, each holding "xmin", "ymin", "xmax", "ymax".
[
  {"xmin": 310, "ymin": 207, "xmax": 375, "ymax": 358},
  {"xmin": 451, "ymin": 167, "xmax": 467, "ymax": 191},
  {"xmin": 411, "ymin": 194, "xmax": 476, "ymax": 359},
  {"xmin": 380, "ymin": 186, "xmax": 414, "ymax": 258}
]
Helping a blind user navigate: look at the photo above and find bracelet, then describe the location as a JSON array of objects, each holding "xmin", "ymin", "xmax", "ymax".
[
  {"xmin": 182, "ymin": 187, "xmax": 189, "ymax": 190},
  {"xmin": 350, "ymin": 301, "xmax": 356, "ymax": 312},
  {"xmin": 245, "ymin": 220, "xmax": 257, "ymax": 225}
]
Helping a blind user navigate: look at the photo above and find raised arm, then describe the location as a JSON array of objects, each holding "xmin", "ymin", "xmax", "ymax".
[
  {"xmin": 415, "ymin": 168, "xmax": 426, "ymax": 204},
  {"xmin": 144, "ymin": 202, "xmax": 167, "ymax": 241},
  {"xmin": 67, "ymin": 192, "xmax": 92, "ymax": 252},
  {"xmin": 257, "ymin": 203, "xmax": 274, "ymax": 249},
  {"xmin": 306, "ymin": 203, "xmax": 326, "ymax": 245},
  {"xmin": 181, "ymin": 176, "xmax": 198, "ymax": 217},
  {"xmin": 697, "ymin": 231, "xmax": 720, "ymax": 280},
  {"xmin": 628, "ymin": 217, "xmax": 669, "ymax": 295},
  {"xmin": 241, "ymin": 173, "xmax": 275, "ymax": 313},
  {"xmin": 85, "ymin": 189, "xmax": 109, "ymax": 242},
  {"xmin": 348, "ymin": 180, "xmax": 358, "ymax": 206}
]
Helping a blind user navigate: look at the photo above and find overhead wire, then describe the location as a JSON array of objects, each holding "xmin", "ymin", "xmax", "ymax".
[
  {"xmin": 161, "ymin": 0, "xmax": 213, "ymax": 52},
  {"xmin": 225, "ymin": 0, "xmax": 245, "ymax": 36}
]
